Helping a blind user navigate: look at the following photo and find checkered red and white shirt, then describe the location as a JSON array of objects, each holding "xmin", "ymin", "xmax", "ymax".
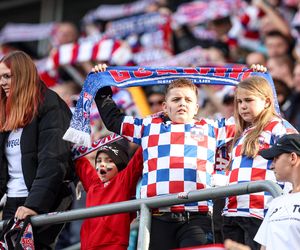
[
  {"xmin": 223, "ymin": 118, "xmax": 297, "ymax": 219},
  {"xmin": 120, "ymin": 114, "xmax": 235, "ymax": 212}
]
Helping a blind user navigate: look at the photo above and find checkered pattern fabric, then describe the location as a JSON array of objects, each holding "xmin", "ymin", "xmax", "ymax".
[
  {"xmin": 215, "ymin": 143, "xmax": 232, "ymax": 174},
  {"xmin": 121, "ymin": 114, "xmax": 235, "ymax": 212},
  {"xmin": 223, "ymin": 118, "xmax": 298, "ymax": 219}
]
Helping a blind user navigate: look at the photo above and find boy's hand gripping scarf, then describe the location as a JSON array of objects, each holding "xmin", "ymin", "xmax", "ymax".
[{"xmin": 63, "ymin": 66, "xmax": 279, "ymax": 147}]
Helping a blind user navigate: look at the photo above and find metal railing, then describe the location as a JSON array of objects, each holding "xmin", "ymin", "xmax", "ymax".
[{"xmin": 0, "ymin": 180, "xmax": 283, "ymax": 250}]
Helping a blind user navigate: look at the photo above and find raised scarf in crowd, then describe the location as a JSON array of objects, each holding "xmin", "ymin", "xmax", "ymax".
[
  {"xmin": 82, "ymin": 0, "xmax": 151, "ymax": 23},
  {"xmin": 63, "ymin": 66, "xmax": 279, "ymax": 148},
  {"xmin": 36, "ymin": 39, "xmax": 132, "ymax": 74},
  {"xmin": 0, "ymin": 22, "xmax": 54, "ymax": 43},
  {"xmin": 173, "ymin": 0, "xmax": 244, "ymax": 25}
]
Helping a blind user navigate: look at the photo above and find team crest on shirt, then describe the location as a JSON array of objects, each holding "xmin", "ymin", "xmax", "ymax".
[
  {"xmin": 190, "ymin": 125, "xmax": 205, "ymax": 141},
  {"xmin": 258, "ymin": 135, "xmax": 266, "ymax": 150}
]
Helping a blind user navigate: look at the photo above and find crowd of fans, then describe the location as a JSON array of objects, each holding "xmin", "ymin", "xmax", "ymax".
[
  {"xmin": 1, "ymin": 0, "xmax": 300, "ymax": 249},
  {"xmin": 1, "ymin": 0, "xmax": 300, "ymax": 133}
]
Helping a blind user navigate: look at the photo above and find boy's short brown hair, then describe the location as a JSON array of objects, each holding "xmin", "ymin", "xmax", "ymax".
[{"xmin": 165, "ymin": 78, "xmax": 198, "ymax": 97}]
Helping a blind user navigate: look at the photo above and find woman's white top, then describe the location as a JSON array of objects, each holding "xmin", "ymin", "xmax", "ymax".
[{"xmin": 5, "ymin": 128, "xmax": 29, "ymax": 197}]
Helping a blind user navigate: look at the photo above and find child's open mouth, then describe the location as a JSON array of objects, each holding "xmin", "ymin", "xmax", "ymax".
[
  {"xmin": 100, "ymin": 168, "xmax": 113, "ymax": 175},
  {"xmin": 100, "ymin": 169, "xmax": 107, "ymax": 175}
]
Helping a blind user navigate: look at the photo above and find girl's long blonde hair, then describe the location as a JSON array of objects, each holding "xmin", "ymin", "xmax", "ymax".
[
  {"xmin": 0, "ymin": 51, "xmax": 43, "ymax": 132},
  {"xmin": 232, "ymin": 76, "xmax": 279, "ymax": 157}
]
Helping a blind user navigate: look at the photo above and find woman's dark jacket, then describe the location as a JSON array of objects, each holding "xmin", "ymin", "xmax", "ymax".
[{"xmin": 0, "ymin": 86, "xmax": 73, "ymax": 214}]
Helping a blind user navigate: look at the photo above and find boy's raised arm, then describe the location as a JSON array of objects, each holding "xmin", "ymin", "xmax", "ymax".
[
  {"xmin": 92, "ymin": 63, "xmax": 126, "ymax": 135},
  {"xmin": 95, "ymin": 86, "xmax": 125, "ymax": 134}
]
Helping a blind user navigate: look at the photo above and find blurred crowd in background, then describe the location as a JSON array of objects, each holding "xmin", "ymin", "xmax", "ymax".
[
  {"xmin": 1, "ymin": 0, "xmax": 300, "ymax": 248},
  {"xmin": 1, "ymin": 0, "xmax": 300, "ymax": 139}
]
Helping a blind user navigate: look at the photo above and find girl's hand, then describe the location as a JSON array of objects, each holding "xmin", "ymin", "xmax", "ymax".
[
  {"xmin": 92, "ymin": 63, "xmax": 108, "ymax": 73},
  {"xmin": 250, "ymin": 64, "xmax": 267, "ymax": 73},
  {"xmin": 15, "ymin": 206, "xmax": 37, "ymax": 220}
]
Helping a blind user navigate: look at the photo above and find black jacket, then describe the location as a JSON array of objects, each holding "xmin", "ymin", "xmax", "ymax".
[
  {"xmin": 95, "ymin": 86, "xmax": 124, "ymax": 134},
  {"xmin": 0, "ymin": 86, "xmax": 73, "ymax": 214}
]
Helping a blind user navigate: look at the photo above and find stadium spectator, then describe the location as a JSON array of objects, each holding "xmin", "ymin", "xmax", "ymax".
[
  {"xmin": 267, "ymin": 55, "xmax": 294, "ymax": 88},
  {"xmin": 246, "ymin": 52, "xmax": 267, "ymax": 67},
  {"xmin": 50, "ymin": 80, "xmax": 81, "ymax": 109},
  {"xmin": 272, "ymin": 78, "xmax": 291, "ymax": 111},
  {"xmin": 0, "ymin": 50, "xmax": 73, "ymax": 249},
  {"xmin": 93, "ymin": 64, "xmax": 239, "ymax": 249},
  {"xmin": 52, "ymin": 22, "xmax": 79, "ymax": 47},
  {"xmin": 264, "ymin": 31, "xmax": 294, "ymax": 58},
  {"xmin": 223, "ymin": 134, "xmax": 300, "ymax": 249},
  {"xmin": 222, "ymin": 75, "xmax": 297, "ymax": 249},
  {"xmin": 147, "ymin": 90, "xmax": 165, "ymax": 114},
  {"xmin": 75, "ymin": 140, "xmax": 143, "ymax": 250},
  {"xmin": 254, "ymin": 133, "xmax": 300, "ymax": 249}
]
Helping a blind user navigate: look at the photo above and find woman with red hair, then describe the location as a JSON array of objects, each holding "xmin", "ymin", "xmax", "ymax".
[{"xmin": 0, "ymin": 50, "xmax": 73, "ymax": 249}]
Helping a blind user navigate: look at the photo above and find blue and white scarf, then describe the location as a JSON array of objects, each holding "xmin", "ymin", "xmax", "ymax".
[{"xmin": 63, "ymin": 66, "xmax": 279, "ymax": 147}]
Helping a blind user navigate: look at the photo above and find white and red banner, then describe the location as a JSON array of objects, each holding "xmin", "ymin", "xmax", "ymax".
[{"xmin": 37, "ymin": 38, "xmax": 132, "ymax": 73}]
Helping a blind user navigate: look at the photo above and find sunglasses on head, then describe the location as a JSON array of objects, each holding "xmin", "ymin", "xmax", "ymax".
[{"xmin": 149, "ymin": 100, "xmax": 164, "ymax": 106}]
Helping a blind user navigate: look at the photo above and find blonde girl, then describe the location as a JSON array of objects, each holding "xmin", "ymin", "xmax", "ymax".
[{"xmin": 222, "ymin": 76, "xmax": 297, "ymax": 250}]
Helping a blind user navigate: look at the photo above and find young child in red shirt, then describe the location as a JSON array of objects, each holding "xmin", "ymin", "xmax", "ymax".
[{"xmin": 75, "ymin": 140, "xmax": 143, "ymax": 250}]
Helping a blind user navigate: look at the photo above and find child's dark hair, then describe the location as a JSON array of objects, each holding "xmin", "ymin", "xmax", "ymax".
[{"xmin": 95, "ymin": 141, "xmax": 129, "ymax": 172}]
